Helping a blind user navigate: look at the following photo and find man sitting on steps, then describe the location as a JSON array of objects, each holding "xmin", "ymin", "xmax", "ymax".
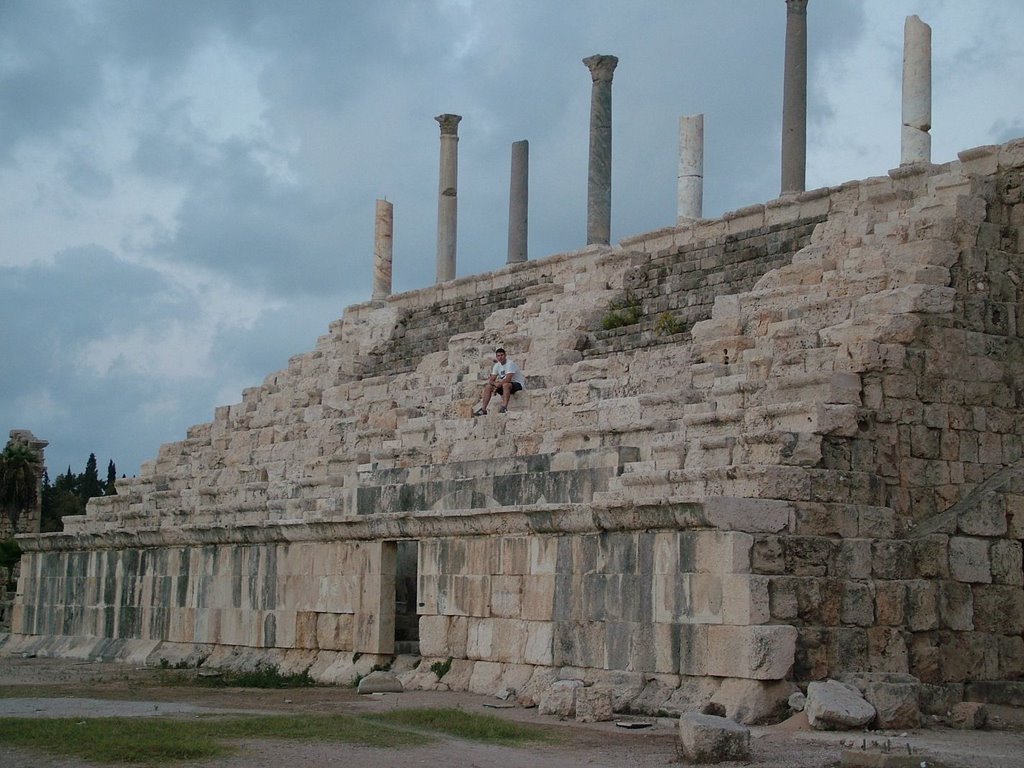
[{"xmin": 473, "ymin": 347, "xmax": 526, "ymax": 415}]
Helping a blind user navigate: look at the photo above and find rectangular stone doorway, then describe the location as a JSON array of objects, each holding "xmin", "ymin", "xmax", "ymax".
[{"xmin": 394, "ymin": 540, "xmax": 419, "ymax": 654}]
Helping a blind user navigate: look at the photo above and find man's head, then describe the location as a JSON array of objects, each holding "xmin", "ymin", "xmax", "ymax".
[{"xmin": 494, "ymin": 347, "xmax": 506, "ymax": 361}]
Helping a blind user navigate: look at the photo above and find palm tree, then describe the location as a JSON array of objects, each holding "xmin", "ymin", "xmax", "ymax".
[{"xmin": 0, "ymin": 441, "xmax": 43, "ymax": 533}]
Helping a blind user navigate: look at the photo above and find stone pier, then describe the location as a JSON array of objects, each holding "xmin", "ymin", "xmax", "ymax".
[
  {"xmin": 901, "ymin": 15, "xmax": 932, "ymax": 165},
  {"xmin": 372, "ymin": 199, "xmax": 393, "ymax": 300},
  {"xmin": 507, "ymin": 140, "xmax": 529, "ymax": 264},
  {"xmin": 677, "ymin": 114, "xmax": 704, "ymax": 223},
  {"xmin": 583, "ymin": 54, "xmax": 617, "ymax": 246},
  {"xmin": 435, "ymin": 113, "xmax": 461, "ymax": 283},
  {"xmin": 781, "ymin": 0, "xmax": 808, "ymax": 194}
]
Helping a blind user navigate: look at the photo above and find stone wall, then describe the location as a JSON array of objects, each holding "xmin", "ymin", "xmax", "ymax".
[{"xmin": 6, "ymin": 139, "xmax": 1024, "ymax": 715}]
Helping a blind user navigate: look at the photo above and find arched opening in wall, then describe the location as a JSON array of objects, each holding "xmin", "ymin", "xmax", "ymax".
[{"xmin": 394, "ymin": 540, "xmax": 419, "ymax": 654}]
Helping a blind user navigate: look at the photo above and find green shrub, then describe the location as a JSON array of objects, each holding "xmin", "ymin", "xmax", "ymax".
[
  {"xmin": 429, "ymin": 657, "xmax": 453, "ymax": 679},
  {"xmin": 601, "ymin": 293, "xmax": 643, "ymax": 330}
]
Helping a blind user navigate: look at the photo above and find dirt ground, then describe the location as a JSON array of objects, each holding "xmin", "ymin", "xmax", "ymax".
[{"xmin": 1, "ymin": 656, "xmax": 1023, "ymax": 767}]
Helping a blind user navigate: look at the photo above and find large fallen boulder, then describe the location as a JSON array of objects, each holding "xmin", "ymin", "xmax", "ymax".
[
  {"xmin": 678, "ymin": 712, "xmax": 751, "ymax": 764},
  {"xmin": 357, "ymin": 670, "xmax": 404, "ymax": 694},
  {"xmin": 805, "ymin": 679, "xmax": 875, "ymax": 730}
]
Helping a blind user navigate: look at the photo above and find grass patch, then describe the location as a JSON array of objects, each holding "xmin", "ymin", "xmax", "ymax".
[
  {"xmin": 365, "ymin": 707, "xmax": 557, "ymax": 746},
  {"xmin": 193, "ymin": 665, "xmax": 316, "ymax": 689},
  {"xmin": 0, "ymin": 713, "xmax": 428, "ymax": 764},
  {"xmin": 0, "ymin": 716, "xmax": 232, "ymax": 764}
]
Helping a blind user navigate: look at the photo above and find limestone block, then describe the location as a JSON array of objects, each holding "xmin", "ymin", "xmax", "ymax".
[
  {"xmin": 467, "ymin": 660, "xmax": 504, "ymax": 695},
  {"xmin": 678, "ymin": 712, "xmax": 750, "ymax": 764},
  {"xmin": 951, "ymin": 701, "xmax": 987, "ymax": 729},
  {"xmin": 937, "ymin": 581, "xmax": 974, "ymax": 631},
  {"xmin": 709, "ymin": 678, "xmax": 797, "ymax": 725},
  {"xmin": 315, "ymin": 612, "xmax": 353, "ymax": 651},
  {"xmin": 971, "ymin": 585, "xmax": 1024, "ymax": 634},
  {"xmin": 840, "ymin": 582, "xmax": 875, "ymax": 627},
  {"xmin": 704, "ymin": 624, "xmax": 797, "ymax": 680},
  {"xmin": 701, "ymin": 497, "xmax": 794, "ymax": 535},
  {"xmin": 990, "ymin": 540, "xmax": 1024, "ymax": 585},
  {"xmin": 524, "ymin": 621, "xmax": 554, "ymax": 665},
  {"xmin": 490, "ymin": 575, "xmax": 523, "ymax": 618},
  {"xmin": 575, "ymin": 687, "xmax": 613, "ymax": 722},
  {"xmin": 805, "ymin": 679, "xmax": 876, "ymax": 730},
  {"xmin": 530, "ymin": 537, "xmax": 558, "ymax": 574},
  {"xmin": 500, "ymin": 537, "xmax": 531, "ymax": 575},
  {"xmin": 538, "ymin": 679, "xmax": 583, "ymax": 717},
  {"xmin": 521, "ymin": 575, "xmax": 556, "ymax": 620},
  {"xmin": 357, "ymin": 670, "xmax": 404, "ymax": 694},
  {"xmin": 859, "ymin": 677, "xmax": 921, "ymax": 730},
  {"xmin": 949, "ymin": 537, "xmax": 992, "ymax": 584},
  {"xmin": 721, "ymin": 574, "xmax": 770, "ymax": 626}
]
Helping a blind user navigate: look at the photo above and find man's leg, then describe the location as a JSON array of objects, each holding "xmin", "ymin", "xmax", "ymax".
[
  {"xmin": 479, "ymin": 382, "xmax": 495, "ymax": 412},
  {"xmin": 499, "ymin": 382, "xmax": 513, "ymax": 410}
]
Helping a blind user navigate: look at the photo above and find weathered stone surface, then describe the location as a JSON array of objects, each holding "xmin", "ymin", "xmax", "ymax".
[
  {"xmin": 950, "ymin": 701, "xmax": 986, "ymax": 729},
  {"xmin": 357, "ymin": 669, "xmax": 404, "ymax": 694},
  {"xmin": 708, "ymin": 678, "xmax": 798, "ymax": 725},
  {"xmin": 538, "ymin": 679, "xmax": 583, "ymax": 717},
  {"xmin": 678, "ymin": 712, "xmax": 751, "ymax": 764},
  {"xmin": 575, "ymin": 686, "xmax": 613, "ymax": 722},
  {"xmin": 806, "ymin": 680, "xmax": 876, "ymax": 730}
]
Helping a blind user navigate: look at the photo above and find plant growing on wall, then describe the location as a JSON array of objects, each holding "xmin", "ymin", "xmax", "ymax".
[{"xmin": 601, "ymin": 292, "xmax": 643, "ymax": 330}]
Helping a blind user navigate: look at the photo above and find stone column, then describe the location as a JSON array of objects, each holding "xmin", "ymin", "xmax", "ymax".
[
  {"xmin": 781, "ymin": 0, "xmax": 808, "ymax": 194},
  {"xmin": 677, "ymin": 114, "xmax": 704, "ymax": 223},
  {"xmin": 372, "ymin": 199, "xmax": 393, "ymax": 300},
  {"xmin": 435, "ymin": 113, "xmax": 461, "ymax": 283},
  {"xmin": 901, "ymin": 15, "xmax": 932, "ymax": 165},
  {"xmin": 583, "ymin": 54, "xmax": 618, "ymax": 246},
  {"xmin": 507, "ymin": 140, "xmax": 529, "ymax": 264}
]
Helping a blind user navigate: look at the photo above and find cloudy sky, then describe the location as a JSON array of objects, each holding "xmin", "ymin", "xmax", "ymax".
[{"xmin": 2, "ymin": 0, "xmax": 1023, "ymax": 479}]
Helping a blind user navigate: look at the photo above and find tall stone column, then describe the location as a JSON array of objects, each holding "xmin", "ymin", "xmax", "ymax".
[
  {"xmin": 372, "ymin": 199, "xmax": 393, "ymax": 300},
  {"xmin": 435, "ymin": 113, "xmax": 461, "ymax": 283},
  {"xmin": 901, "ymin": 15, "xmax": 932, "ymax": 165},
  {"xmin": 781, "ymin": 0, "xmax": 808, "ymax": 194},
  {"xmin": 507, "ymin": 140, "xmax": 529, "ymax": 263},
  {"xmin": 677, "ymin": 114, "xmax": 704, "ymax": 223},
  {"xmin": 583, "ymin": 54, "xmax": 618, "ymax": 246}
]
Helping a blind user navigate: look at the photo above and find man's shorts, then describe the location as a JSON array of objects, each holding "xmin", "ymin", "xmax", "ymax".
[{"xmin": 498, "ymin": 381, "xmax": 523, "ymax": 394}]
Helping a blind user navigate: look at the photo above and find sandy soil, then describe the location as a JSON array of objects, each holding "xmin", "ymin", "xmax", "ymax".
[{"xmin": 1, "ymin": 656, "xmax": 1023, "ymax": 767}]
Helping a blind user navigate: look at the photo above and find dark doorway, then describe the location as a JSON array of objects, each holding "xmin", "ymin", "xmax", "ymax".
[{"xmin": 394, "ymin": 540, "xmax": 419, "ymax": 654}]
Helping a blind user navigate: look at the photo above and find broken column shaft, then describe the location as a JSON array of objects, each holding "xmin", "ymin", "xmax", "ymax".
[
  {"xmin": 435, "ymin": 113, "xmax": 461, "ymax": 283},
  {"xmin": 372, "ymin": 199, "xmax": 393, "ymax": 300},
  {"xmin": 677, "ymin": 114, "xmax": 704, "ymax": 223},
  {"xmin": 583, "ymin": 54, "xmax": 618, "ymax": 246},
  {"xmin": 507, "ymin": 140, "xmax": 529, "ymax": 264},
  {"xmin": 781, "ymin": 0, "xmax": 808, "ymax": 194},
  {"xmin": 901, "ymin": 15, "xmax": 932, "ymax": 165}
]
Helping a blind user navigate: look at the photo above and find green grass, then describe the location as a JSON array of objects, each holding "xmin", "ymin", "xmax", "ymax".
[
  {"xmin": 191, "ymin": 665, "xmax": 316, "ymax": 689},
  {"xmin": 0, "ymin": 713, "xmax": 427, "ymax": 764},
  {"xmin": 365, "ymin": 707, "xmax": 557, "ymax": 746}
]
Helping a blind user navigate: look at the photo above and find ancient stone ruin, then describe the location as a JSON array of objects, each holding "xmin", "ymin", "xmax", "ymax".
[{"xmin": 5, "ymin": 6, "xmax": 1023, "ymax": 726}]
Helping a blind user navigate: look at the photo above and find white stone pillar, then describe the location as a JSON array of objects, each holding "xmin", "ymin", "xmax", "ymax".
[
  {"xmin": 507, "ymin": 140, "xmax": 529, "ymax": 264},
  {"xmin": 583, "ymin": 54, "xmax": 618, "ymax": 246},
  {"xmin": 677, "ymin": 114, "xmax": 704, "ymax": 223},
  {"xmin": 901, "ymin": 15, "xmax": 932, "ymax": 165},
  {"xmin": 781, "ymin": 0, "xmax": 808, "ymax": 194},
  {"xmin": 435, "ymin": 113, "xmax": 461, "ymax": 283},
  {"xmin": 372, "ymin": 199, "xmax": 393, "ymax": 300}
]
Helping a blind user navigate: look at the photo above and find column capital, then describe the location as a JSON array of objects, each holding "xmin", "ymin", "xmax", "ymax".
[
  {"xmin": 583, "ymin": 54, "xmax": 618, "ymax": 83},
  {"xmin": 435, "ymin": 113, "xmax": 462, "ymax": 136},
  {"xmin": 786, "ymin": 0, "xmax": 808, "ymax": 14}
]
